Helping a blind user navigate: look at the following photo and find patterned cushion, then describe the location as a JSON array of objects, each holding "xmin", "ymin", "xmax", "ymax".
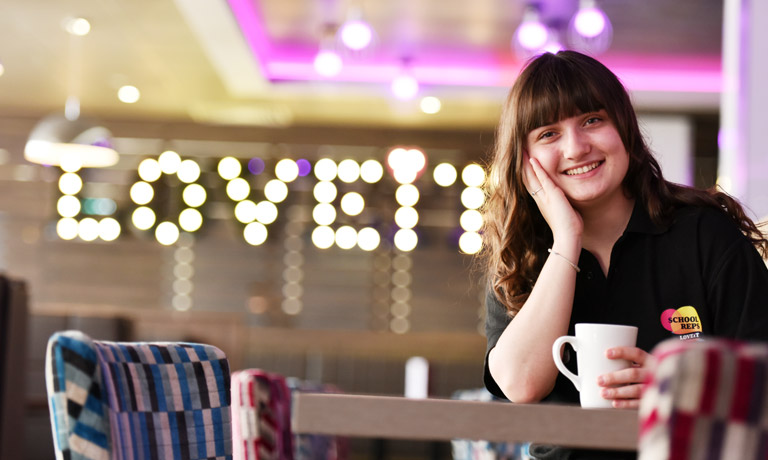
[
  {"xmin": 231, "ymin": 370, "xmax": 293, "ymax": 460},
  {"xmin": 639, "ymin": 338, "xmax": 768, "ymax": 460},
  {"xmin": 46, "ymin": 330, "xmax": 233, "ymax": 460}
]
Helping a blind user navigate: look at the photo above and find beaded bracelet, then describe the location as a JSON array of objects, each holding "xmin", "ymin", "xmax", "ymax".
[{"xmin": 548, "ymin": 248, "xmax": 581, "ymax": 273}]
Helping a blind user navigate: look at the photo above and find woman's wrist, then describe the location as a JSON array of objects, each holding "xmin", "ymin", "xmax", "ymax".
[{"xmin": 551, "ymin": 238, "xmax": 581, "ymax": 261}]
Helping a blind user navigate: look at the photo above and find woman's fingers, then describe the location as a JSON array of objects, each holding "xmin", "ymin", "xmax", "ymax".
[
  {"xmin": 529, "ymin": 157, "xmax": 555, "ymax": 194},
  {"xmin": 598, "ymin": 366, "xmax": 650, "ymax": 387},
  {"xmin": 600, "ymin": 383, "xmax": 644, "ymax": 401},
  {"xmin": 522, "ymin": 153, "xmax": 541, "ymax": 195},
  {"xmin": 612, "ymin": 397, "xmax": 641, "ymax": 410},
  {"xmin": 597, "ymin": 346, "xmax": 655, "ymax": 409},
  {"xmin": 606, "ymin": 346, "xmax": 654, "ymax": 367}
]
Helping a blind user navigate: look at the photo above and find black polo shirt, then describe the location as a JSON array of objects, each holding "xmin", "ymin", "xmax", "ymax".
[{"xmin": 483, "ymin": 203, "xmax": 768, "ymax": 459}]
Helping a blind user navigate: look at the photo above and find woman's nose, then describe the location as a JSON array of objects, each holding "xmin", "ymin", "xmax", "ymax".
[{"xmin": 563, "ymin": 130, "xmax": 590, "ymax": 160}]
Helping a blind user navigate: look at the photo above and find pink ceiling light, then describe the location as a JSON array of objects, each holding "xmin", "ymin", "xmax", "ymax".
[
  {"xmin": 568, "ymin": 0, "xmax": 613, "ymax": 54},
  {"xmin": 515, "ymin": 7, "xmax": 548, "ymax": 51},
  {"xmin": 314, "ymin": 50, "xmax": 343, "ymax": 77},
  {"xmin": 573, "ymin": 3, "xmax": 607, "ymax": 38},
  {"xmin": 391, "ymin": 72, "xmax": 419, "ymax": 100},
  {"xmin": 340, "ymin": 20, "xmax": 373, "ymax": 51},
  {"xmin": 314, "ymin": 25, "xmax": 343, "ymax": 77}
]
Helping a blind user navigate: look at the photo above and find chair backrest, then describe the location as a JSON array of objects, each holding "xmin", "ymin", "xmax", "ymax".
[
  {"xmin": 231, "ymin": 369, "xmax": 293, "ymax": 460},
  {"xmin": 639, "ymin": 337, "xmax": 768, "ymax": 460},
  {"xmin": 0, "ymin": 276, "xmax": 28, "ymax": 460},
  {"xmin": 230, "ymin": 370, "xmax": 348, "ymax": 460},
  {"xmin": 46, "ymin": 330, "xmax": 233, "ymax": 460}
]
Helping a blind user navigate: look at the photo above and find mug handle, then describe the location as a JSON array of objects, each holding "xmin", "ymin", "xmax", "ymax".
[{"xmin": 552, "ymin": 335, "xmax": 580, "ymax": 392}]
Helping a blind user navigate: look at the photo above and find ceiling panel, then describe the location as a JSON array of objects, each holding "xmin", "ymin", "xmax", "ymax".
[{"xmin": 0, "ymin": 0, "xmax": 724, "ymax": 131}]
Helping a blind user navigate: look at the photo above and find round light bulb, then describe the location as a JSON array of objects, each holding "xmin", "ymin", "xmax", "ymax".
[
  {"xmin": 337, "ymin": 159, "xmax": 360, "ymax": 183},
  {"xmin": 335, "ymin": 226, "xmax": 358, "ymax": 250},
  {"xmin": 461, "ymin": 187, "xmax": 485, "ymax": 209},
  {"xmin": 254, "ymin": 201, "xmax": 278, "ymax": 225},
  {"xmin": 360, "ymin": 160, "xmax": 384, "ymax": 183},
  {"xmin": 340, "ymin": 192, "xmax": 365, "ymax": 216},
  {"xmin": 264, "ymin": 179, "xmax": 288, "ymax": 203},
  {"xmin": 395, "ymin": 184, "xmax": 420, "ymax": 207},
  {"xmin": 394, "ymin": 228, "xmax": 418, "ymax": 252},
  {"xmin": 179, "ymin": 209, "xmax": 203, "ymax": 232},
  {"xmin": 99, "ymin": 217, "xmax": 121, "ymax": 241},
  {"xmin": 314, "ymin": 158, "xmax": 337, "ymax": 181},
  {"xmin": 313, "ymin": 181, "xmax": 338, "ymax": 203},
  {"xmin": 459, "ymin": 232, "xmax": 483, "ymax": 254},
  {"xmin": 132, "ymin": 207, "xmax": 156, "ymax": 230},
  {"xmin": 183, "ymin": 184, "xmax": 207, "ymax": 207},
  {"xmin": 130, "ymin": 182, "xmax": 154, "ymax": 205},
  {"xmin": 59, "ymin": 172, "xmax": 83, "ymax": 195},
  {"xmin": 244, "ymin": 222, "xmax": 268, "ymax": 246},
  {"xmin": 226, "ymin": 178, "xmax": 250, "ymax": 201},
  {"xmin": 218, "ymin": 156, "xmax": 241, "ymax": 180},
  {"xmin": 357, "ymin": 227, "xmax": 380, "ymax": 251},
  {"xmin": 155, "ymin": 222, "xmax": 180, "ymax": 246},
  {"xmin": 158, "ymin": 150, "xmax": 182, "ymax": 174},
  {"xmin": 118, "ymin": 85, "xmax": 140, "ymax": 104},
  {"xmin": 234, "ymin": 200, "xmax": 257, "ymax": 223},
  {"xmin": 462, "ymin": 164, "xmax": 486, "ymax": 187},
  {"xmin": 275, "ymin": 159, "xmax": 299, "ymax": 182},
  {"xmin": 314, "ymin": 50, "xmax": 343, "ymax": 77},
  {"xmin": 391, "ymin": 74, "xmax": 419, "ymax": 100},
  {"xmin": 138, "ymin": 158, "xmax": 162, "ymax": 182},
  {"xmin": 177, "ymin": 160, "xmax": 201, "ymax": 183},
  {"xmin": 574, "ymin": 7, "xmax": 606, "ymax": 38},
  {"xmin": 340, "ymin": 20, "xmax": 373, "ymax": 51},
  {"xmin": 433, "ymin": 163, "xmax": 457, "ymax": 187},
  {"xmin": 312, "ymin": 226, "xmax": 335, "ymax": 249},
  {"xmin": 420, "ymin": 97, "xmax": 442, "ymax": 114}
]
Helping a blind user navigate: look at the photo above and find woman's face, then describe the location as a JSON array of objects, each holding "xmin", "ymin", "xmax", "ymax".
[{"xmin": 524, "ymin": 109, "xmax": 629, "ymax": 210}]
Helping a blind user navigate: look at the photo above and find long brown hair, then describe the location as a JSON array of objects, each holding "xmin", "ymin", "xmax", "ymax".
[{"xmin": 482, "ymin": 50, "xmax": 768, "ymax": 315}]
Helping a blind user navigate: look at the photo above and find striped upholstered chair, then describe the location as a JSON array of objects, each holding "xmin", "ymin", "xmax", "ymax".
[
  {"xmin": 230, "ymin": 369, "xmax": 293, "ymax": 460},
  {"xmin": 231, "ymin": 369, "xmax": 347, "ymax": 460},
  {"xmin": 45, "ymin": 330, "xmax": 232, "ymax": 460},
  {"xmin": 639, "ymin": 338, "xmax": 768, "ymax": 460}
]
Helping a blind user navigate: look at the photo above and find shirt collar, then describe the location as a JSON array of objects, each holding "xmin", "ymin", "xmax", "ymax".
[{"xmin": 624, "ymin": 200, "xmax": 668, "ymax": 235}]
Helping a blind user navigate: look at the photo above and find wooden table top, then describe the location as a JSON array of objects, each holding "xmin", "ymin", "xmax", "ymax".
[{"xmin": 292, "ymin": 393, "xmax": 638, "ymax": 451}]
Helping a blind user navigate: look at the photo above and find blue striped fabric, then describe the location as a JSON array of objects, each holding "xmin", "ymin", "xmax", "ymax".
[
  {"xmin": 46, "ymin": 330, "xmax": 233, "ymax": 460},
  {"xmin": 46, "ymin": 331, "xmax": 111, "ymax": 460}
]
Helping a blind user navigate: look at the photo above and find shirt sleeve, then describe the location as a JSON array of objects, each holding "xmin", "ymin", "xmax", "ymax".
[
  {"xmin": 483, "ymin": 288, "xmax": 513, "ymax": 399},
  {"xmin": 700, "ymin": 210, "xmax": 768, "ymax": 340}
]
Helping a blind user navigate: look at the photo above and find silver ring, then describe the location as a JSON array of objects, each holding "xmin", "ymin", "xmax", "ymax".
[{"xmin": 531, "ymin": 187, "xmax": 543, "ymax": 196}]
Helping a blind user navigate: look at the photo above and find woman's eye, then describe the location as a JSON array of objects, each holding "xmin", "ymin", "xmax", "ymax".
[
  {"xmin": 585, "ymin": 116, "xmax": 601, "ymax": 125},
  {"xmin": 539, "ymin": 131, "xmax": 555, "ymax": 140}
]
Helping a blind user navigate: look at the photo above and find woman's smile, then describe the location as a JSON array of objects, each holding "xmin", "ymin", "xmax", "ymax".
[{"xmin": 563, "ymin": 160, "xmax": 604, "ymax": 176}]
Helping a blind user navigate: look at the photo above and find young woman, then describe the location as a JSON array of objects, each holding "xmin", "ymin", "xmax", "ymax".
[{"xmin": 481, "ymin": 50, "xmax": 768, "ymax": 459}]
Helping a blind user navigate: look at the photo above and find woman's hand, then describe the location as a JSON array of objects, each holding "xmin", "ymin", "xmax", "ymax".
[
  {"xmin": 525, "ymin": 155, "xmax": 583, "ymax": 244},
  {"xmin": 597, "ymin": 347, "xmax": 656, "ymax": 409}
]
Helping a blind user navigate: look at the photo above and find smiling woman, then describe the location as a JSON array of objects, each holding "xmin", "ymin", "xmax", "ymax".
[{"xmin": 480, "ymin": 50, "xmax": 768, "ymax": 460}]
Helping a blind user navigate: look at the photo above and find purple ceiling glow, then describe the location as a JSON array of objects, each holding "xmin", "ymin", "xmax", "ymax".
[{"xmin": 226, "ymin": 0, "xmax": 722, "ymax": 93}]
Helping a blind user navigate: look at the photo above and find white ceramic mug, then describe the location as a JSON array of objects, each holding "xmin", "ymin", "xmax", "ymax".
[{"xmin": 551, "ymin": 323, "xmax": 638, "ymax": 409}]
